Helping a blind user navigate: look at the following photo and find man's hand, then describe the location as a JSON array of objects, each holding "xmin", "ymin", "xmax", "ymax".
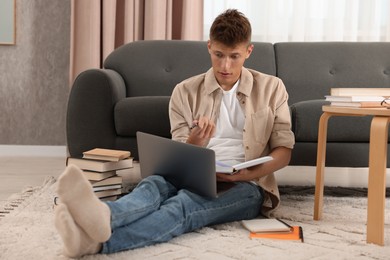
[
  {"xmin": 216, "ymin": 168, "xmax": 256, "ymax": 182},
  {"xmin": 186, "ymin": 116, "xmax": 215, "ymax": 146}
]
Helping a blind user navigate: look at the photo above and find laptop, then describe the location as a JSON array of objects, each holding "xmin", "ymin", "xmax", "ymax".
[{"xmin": 136, "ymin": 131, "xmax": 219, "ymax": 198}]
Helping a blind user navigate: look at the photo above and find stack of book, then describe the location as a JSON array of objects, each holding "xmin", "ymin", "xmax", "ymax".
[
  {"xmin": 66, "ymin": 148, "xmax": 133, "ymax": 201},
  {"xmin": 325, "ymin": 88, "xmax": 390, "ymax": 108},
  {"xmin": 241, "ymin": 218, "xmax": 304, "ymax": 242}
]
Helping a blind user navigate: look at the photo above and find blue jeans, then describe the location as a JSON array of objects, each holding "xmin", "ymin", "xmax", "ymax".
[{"xmin": 101, "ymin": 175, "xmax": 263, "ymax": 254}]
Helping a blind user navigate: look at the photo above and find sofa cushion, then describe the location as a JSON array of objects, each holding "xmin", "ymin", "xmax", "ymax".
[
  {"xmin": 290, "ymin": 100, "xmax": 385, "ymax": 142},
  {"xmin": 114, "ymin": 96, "xmax": 171, "ymax": 138}
]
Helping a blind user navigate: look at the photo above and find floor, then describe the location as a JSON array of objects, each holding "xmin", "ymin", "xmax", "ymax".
[{"xmin": 0, "ymin": 156, "xmax": 66, "ymax": 202}]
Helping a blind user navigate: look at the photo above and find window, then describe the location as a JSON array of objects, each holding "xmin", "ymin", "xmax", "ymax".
[{"xmin": 203, "ymin": 0, "xmax": 390, "ymax": 42}]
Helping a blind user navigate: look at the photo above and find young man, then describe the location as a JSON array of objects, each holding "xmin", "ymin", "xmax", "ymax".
[{"xmin": 54, "ymin": 9, "xmax": 294, "ymax": 257}]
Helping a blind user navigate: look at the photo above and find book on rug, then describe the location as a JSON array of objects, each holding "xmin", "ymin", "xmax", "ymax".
[
  {"xmin": 94, "ymin": 188, "xmax": 122, "ymax": 198},
  {"xmin": 100, "ymin": 195, "xmax": 120, "ymax": 202},
  {"xmin": 82, "ymin": 170, "xmax": 117, "ymax": 181},
  {"xmin": 216, "ymin": 156, "xmax": 273, "ymax": 174},
  {"xmin": 53, "ymin": 183, "xmax": 123, "ymax": 204},
  {"xmin": 330, "ymin": 88, "xmax": 390, "ymax": 97},
  {"xmin": 249, "ymin": 226, "xmax": 304, "ymax": 242},
  {"xmin": 90, "ymin": 175, "xmax": 123, "ymax": 187},
  {"xmin": 92, "ymin": 184, "xmax": 122, "ymax": 192},
  {"xmin": 83, "ymin": 148, "xmax": 131, "ymax": 162},
  {"xmin": 90, "ymin": 175, "xmax": 123, "ymax": 199},
  {"xmin": 241, "ymin": 218, "xmax": 292, "ymax": 233},
  {"xmin": 242, "ymin": 218, "xmax": 304, "ymax": 242},
  {"xmin": 53, "ymin": 189, "xmax": 123, "ymax": 202},
  {"xmin": 66, "ymin": 157, "xmax": 133, "ymax": 172}
]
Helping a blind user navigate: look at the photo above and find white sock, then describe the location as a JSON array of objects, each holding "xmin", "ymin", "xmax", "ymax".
[
  {"xmin": 54, "ymin": 203, "xmax": 102, "ymax": 258},
  {"xmin": 56, "ymin": 164, "xmax": 111, "ymax": 242}
]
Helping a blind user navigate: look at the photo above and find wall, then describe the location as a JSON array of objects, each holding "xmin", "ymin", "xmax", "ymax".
[{"xmin": 0, "ymin": 0, "xmax": 70, "ymax": 145}]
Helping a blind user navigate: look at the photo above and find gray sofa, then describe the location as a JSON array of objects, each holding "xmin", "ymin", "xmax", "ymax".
[{"xmin": 67, "ymin": 40, "xmax": 390, "ymax": 167}]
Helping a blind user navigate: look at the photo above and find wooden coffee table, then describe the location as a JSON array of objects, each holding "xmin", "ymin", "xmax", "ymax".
[{"xmin": 314, "ymin": 105, "xmax": 390, "ymax": 246}]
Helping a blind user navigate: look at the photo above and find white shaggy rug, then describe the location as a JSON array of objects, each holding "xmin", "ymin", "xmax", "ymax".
[{"xmin": 1, "ymin": 176, "xmax": 390, "ymax": 260}]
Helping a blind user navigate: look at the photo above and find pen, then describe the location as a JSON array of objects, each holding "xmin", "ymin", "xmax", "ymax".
[
  {"xmin": 276, "ymin": 218, "xmax": 292, "ymax": 229},
  {"xmin": 299, "ymin": 226, "xmax": 304, "ymax": 243},
  {"xmin": 190, "ymin": 123, "xmax": 198, "ymax": 130}
]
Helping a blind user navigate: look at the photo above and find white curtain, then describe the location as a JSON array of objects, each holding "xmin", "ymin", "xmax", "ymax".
[{"xmin": 204, "ymin": 0, "xmax": 390, "ymax": 42}]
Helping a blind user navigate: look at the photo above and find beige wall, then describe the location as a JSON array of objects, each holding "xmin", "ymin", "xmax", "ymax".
[{"xmin": 0, "ymin": 0, "xmax": 70, "ymax": 145}]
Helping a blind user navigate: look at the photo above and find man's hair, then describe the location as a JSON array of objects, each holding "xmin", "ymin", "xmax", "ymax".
[{"xmin": 209, "ymin": 9, "xmax": 252, "ymax": 47}]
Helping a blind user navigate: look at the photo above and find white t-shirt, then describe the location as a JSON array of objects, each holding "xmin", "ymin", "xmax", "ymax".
[{"xmin": 207, "ymin": 80, "xmax": 245, "ymax": 165}]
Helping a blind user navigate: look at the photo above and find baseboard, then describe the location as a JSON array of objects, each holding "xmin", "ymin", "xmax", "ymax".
[
  {"xmin": 0, "ymin": 145, "xmax": 67, "ymax": 157},
  {"xmin": 276, "ymin": 165, "xmax": 390, "ymax": 188}
]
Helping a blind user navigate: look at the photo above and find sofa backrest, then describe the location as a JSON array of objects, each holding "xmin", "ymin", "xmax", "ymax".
[
  {"xmin": 275, "ymin": 42, "xmax": 390, "ymax": 105},
  {"xmin": 103, "ymin": 40, "xmax": 276, "ymax": 97},
  {"xmin": 104, "ymin": 40, "xmax": 390, "ymax": 104}
]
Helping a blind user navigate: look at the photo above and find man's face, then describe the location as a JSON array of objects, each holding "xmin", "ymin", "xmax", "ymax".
[{"xmin": 208, "ymin": 40, "xmax": 253, "ymax": 90}]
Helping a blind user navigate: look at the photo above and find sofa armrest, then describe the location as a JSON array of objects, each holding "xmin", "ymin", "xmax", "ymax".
[
  {"xmin": 67, "ymin": 69, "xmax": 126, "ymax": 158},
  {"xmin": 290, "ymin": 99, "xmax": 329, "ymax": 142}
]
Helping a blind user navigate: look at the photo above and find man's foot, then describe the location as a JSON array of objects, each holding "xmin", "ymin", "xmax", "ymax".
[
  {"xmin": 55, "ymin": 203, "xmax": 102, "ymax": 258},
  {"xmin": 56, "ymin": 164, "xmax": 111, "ymax": 242}
]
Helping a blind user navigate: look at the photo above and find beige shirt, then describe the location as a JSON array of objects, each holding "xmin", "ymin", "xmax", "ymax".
[{"xmin": 169, "ymin": 67, "xmax": 295, "ymax": 215}]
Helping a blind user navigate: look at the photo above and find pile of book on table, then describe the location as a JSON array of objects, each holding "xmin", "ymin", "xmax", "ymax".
[
  {"xmin": 66, "ymin": 148, "xmax": 133, "ymax": 201},
  {"xmin": 325, "ymin": 88, "xmax": 390, "ymax": 108}
]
